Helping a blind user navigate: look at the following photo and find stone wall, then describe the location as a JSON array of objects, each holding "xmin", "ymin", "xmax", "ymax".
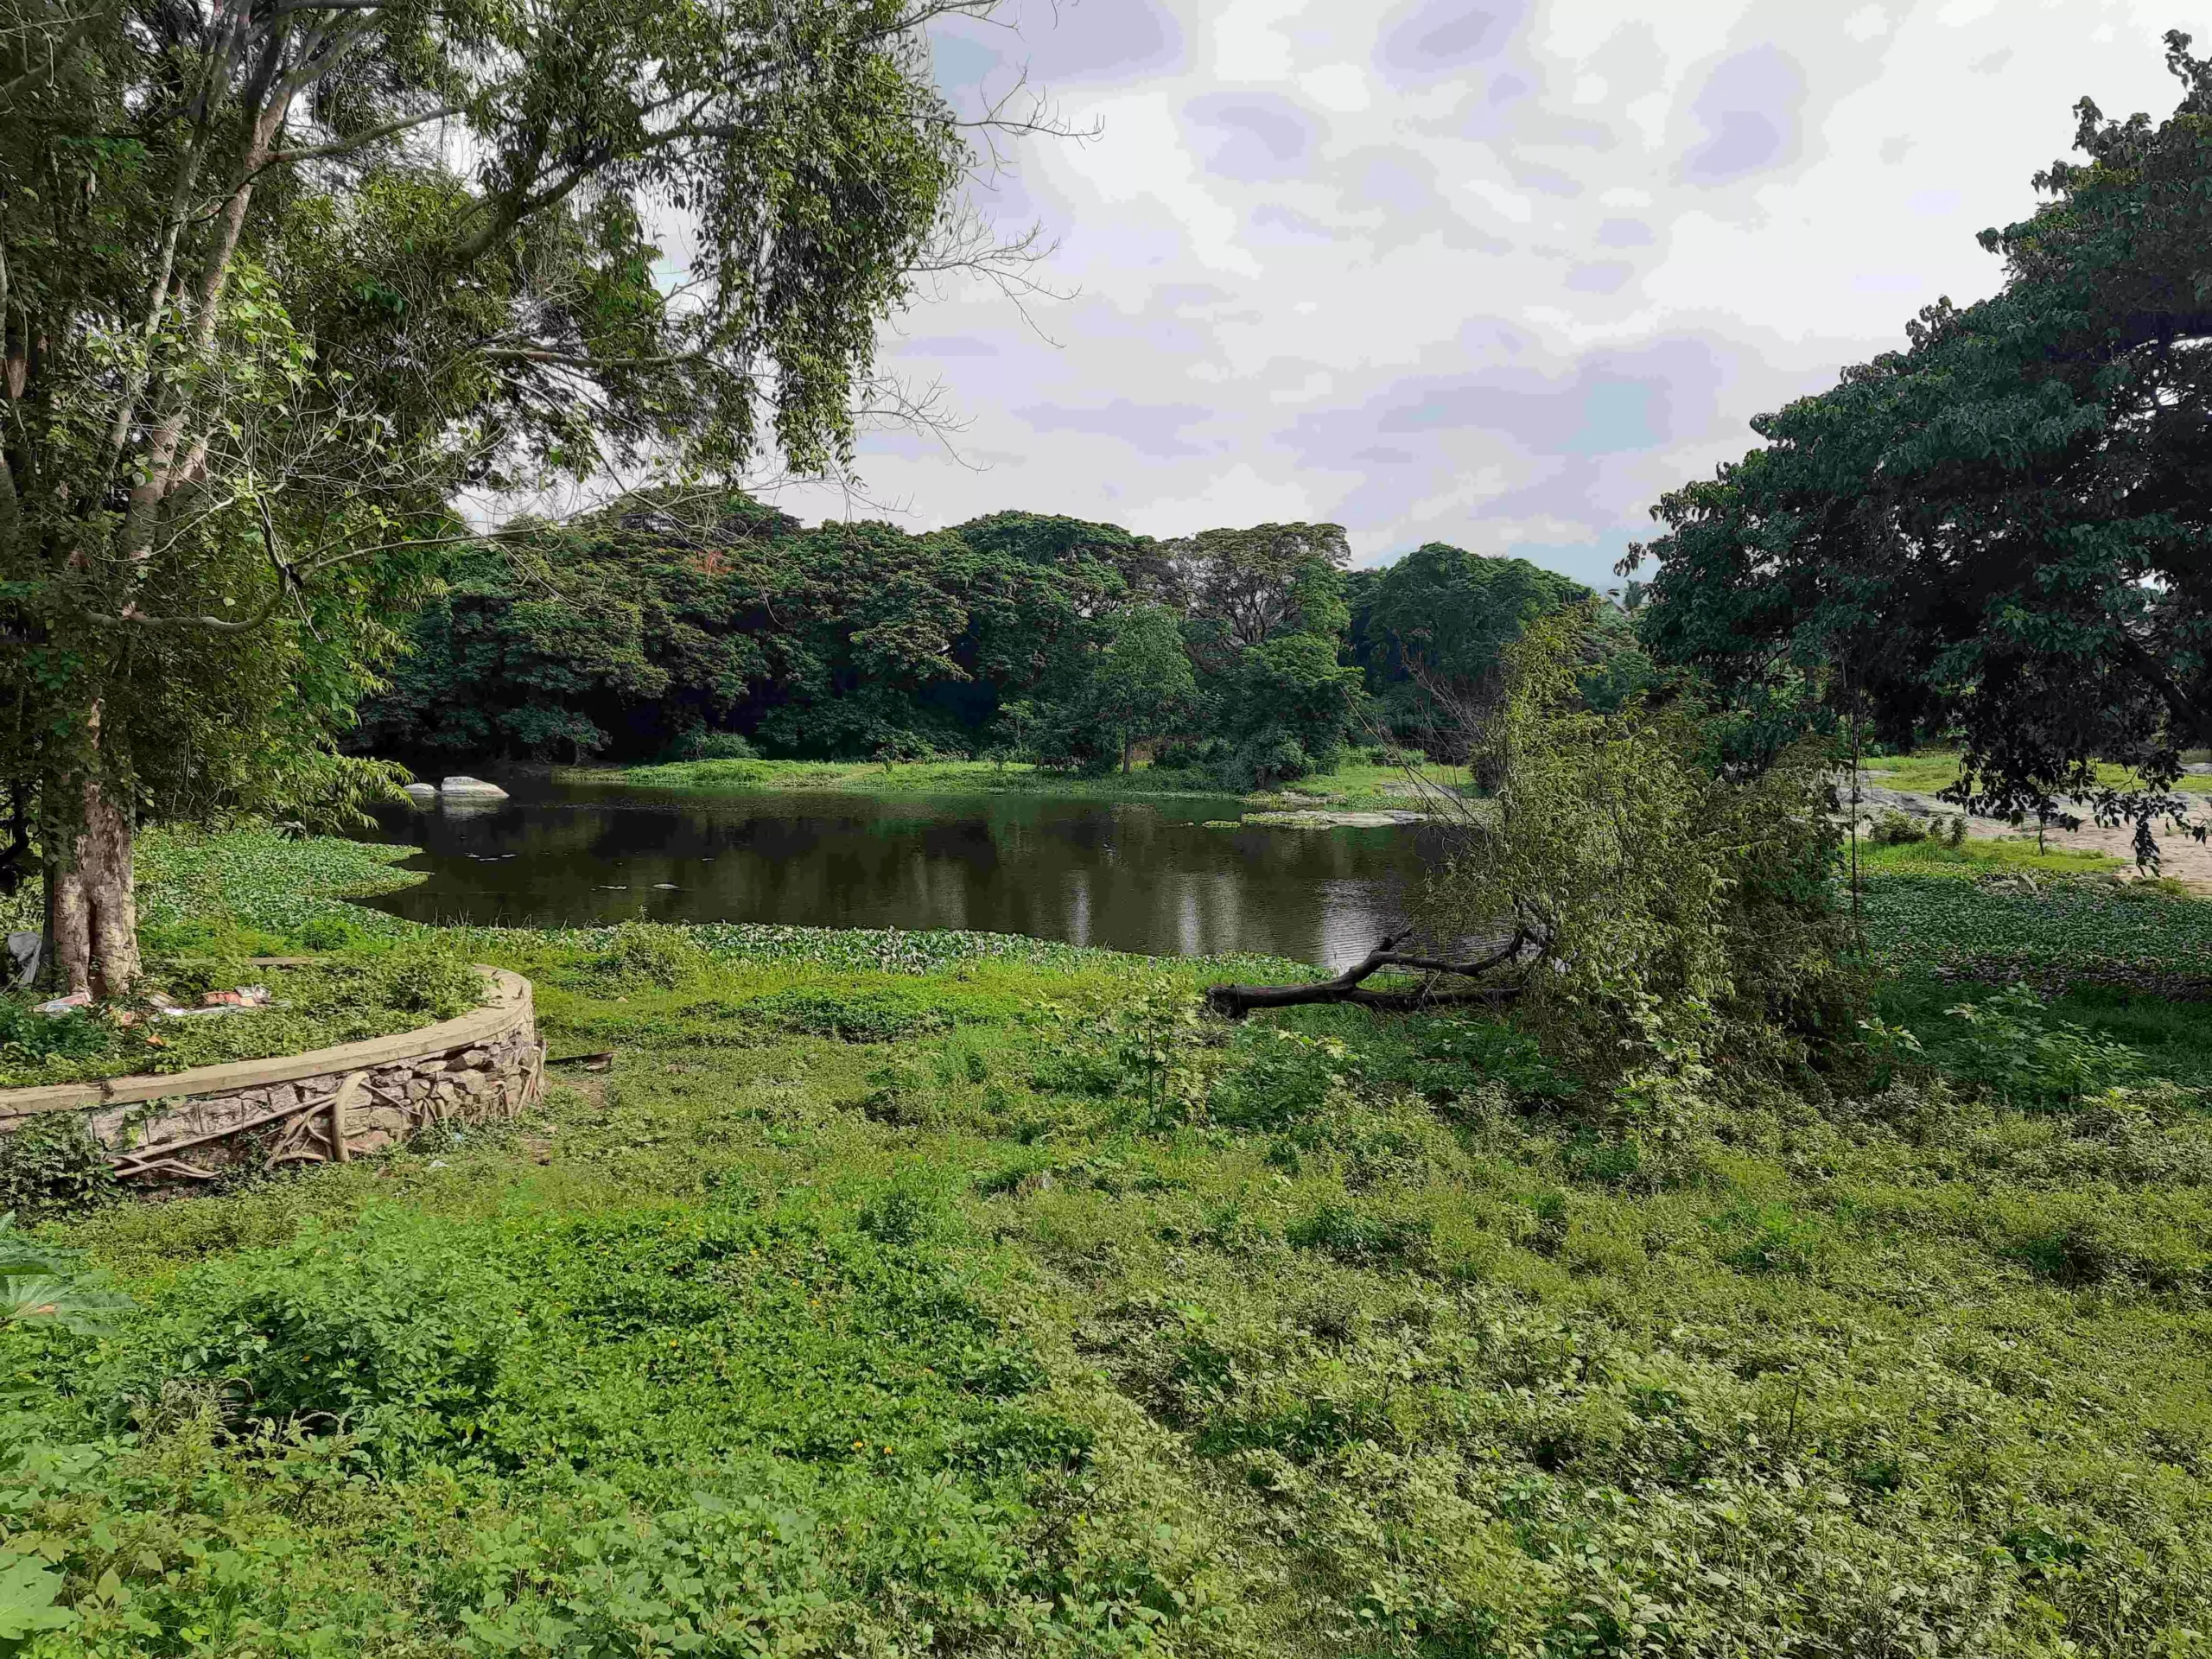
[{"xmin": 0, "ymin": 968, "xmax": 543, "ymax": 1193}]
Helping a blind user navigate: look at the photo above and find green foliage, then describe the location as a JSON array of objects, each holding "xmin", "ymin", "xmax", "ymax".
[
  {"xmin": 106, "ymin": 1212, "xmax": 526, "ymax": 1464},
  {"xmin": 743, "ymin": 986, "xmax": 950, "ymax": 1043},
  {"xmin": 3, "ymin": 887, "xmax": 2212, "ymax": 1652},
  {"xmin": 0, "ymin": 1118, "xmax": 118, "ymax": 1224},
  {"xmin": 0, "ymin": 947, "xmax": 489, "ymax": 1088},
  {"xmin": 1033, "ymin": 606, "xmax": 1197, "ymax": 776},
  {"xmin": 1433, "ymin": 607, "xmax": 1860, "ymax": 1098},
  {"xmin": 1706, "ymin": 1200, "xmax": 1824, "ymax": 1275},
  {"xmin": 1860, "ymin": 869, "xmax": 2212, "ymax": 988},
  {"xmin": 0, "ymin": 1214, "xmax": 132, "ymax": 1335},
  {"xmin": 1215, "ymin": 632, "xmax": 1367, "ymax": 787},
  {"xmin": 588, "ymin": 920, "xmax": 707, "ymax": 990},
  {"xmin": 1348, "ymin": 543, "xmax": 1612, "ymax": 745},
  {"xmin": 1285, "ymin": 1203, "xmax": 1432, "ymax": 1267},
  {"xmin": 1942, "ymin": 983, "xmax": 2147, "ymax": 1109},
  {"xmin": 1, "ymin": 0, "xmax": 997, "ymax": 982},
  {"xmin": 1630, "ymin": 34, "xmax": 2212, "ymax": 835}
]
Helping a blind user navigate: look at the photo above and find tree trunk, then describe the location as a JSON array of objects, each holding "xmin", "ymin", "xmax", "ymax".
[
  {"xmin": 1206, "ymin": 931, "xmax": 1529, "ymax": 1018},
  {"xmin": 47, "ymin": 779, "xmax": 139, "ymax": 999}
]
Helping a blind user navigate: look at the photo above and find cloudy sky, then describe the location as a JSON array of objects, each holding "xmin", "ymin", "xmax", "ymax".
[{"xmin": 767, "ymin": 0, "xmax": 2191, "ymax": 587}]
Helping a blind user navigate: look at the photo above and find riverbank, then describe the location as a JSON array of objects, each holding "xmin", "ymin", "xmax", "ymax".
[
  {"xmin": 4, "ymin": 832, "xmax": 2210, "ymax": 1650},
  {"xmin": 579, "ymin": 754, "xmax": 1465, "ymax": 817}
]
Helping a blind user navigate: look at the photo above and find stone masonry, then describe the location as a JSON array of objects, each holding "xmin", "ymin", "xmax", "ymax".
[{"xmin": 0, "ymin": 967, "xmax": 543, "ymax": 1193}]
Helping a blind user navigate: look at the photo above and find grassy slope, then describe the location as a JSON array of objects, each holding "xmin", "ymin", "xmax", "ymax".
[
  {"xmin": 4, "ymin": 834, "xmax": 2212, "ymax": 1652},
  {"xmin": 592, "ymin": 756, "xmax": 1460, "ymax": 814},
  {"xmin": 1866, "ymin": 750, "xmax": 2212, "ymax": 796}
]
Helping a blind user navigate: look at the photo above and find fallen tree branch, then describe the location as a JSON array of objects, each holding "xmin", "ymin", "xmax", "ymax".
[{"xmin": 1205, "ymin": 931, "xmax": 1529, "ymax": 1018}]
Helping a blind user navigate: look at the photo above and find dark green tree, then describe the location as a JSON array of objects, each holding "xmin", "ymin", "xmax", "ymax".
[
  {"xmin": 1168, "ymin": 522, "xmax": 1351, "ymax": 677},
  {"xmin": 1626, "ymin": 31, "xmax": 2212, "ymax": 852},
  {"xmin": 1350, "ymin": 543, "xmax": 1594, "ymax": 742},
  {"xmin": 1217, "ymin": 632, "xmax": 1367, "ymax": 787},
  {"xmin": 1037, "ymin": 605, "xmax": 1196, "ymax": 774},
  {"xmin": 0, "ymin": 0, "xmax": 1018, "ymax": 991}
]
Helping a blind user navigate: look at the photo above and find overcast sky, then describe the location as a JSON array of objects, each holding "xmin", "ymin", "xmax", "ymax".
[{"xmin": 764, "ymin": 0, "xmax": 2190, "ymax": 587}]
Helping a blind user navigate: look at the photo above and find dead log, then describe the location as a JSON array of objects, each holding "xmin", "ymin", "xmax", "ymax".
[{"xmin": 1205, "ymin": 931, "xmax": 1528, "ymax": 1018}]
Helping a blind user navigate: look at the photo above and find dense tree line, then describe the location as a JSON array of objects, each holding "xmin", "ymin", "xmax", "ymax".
[{"xmin": 354, "ymin": 500, "xmax": 1616, "ymax": 785}]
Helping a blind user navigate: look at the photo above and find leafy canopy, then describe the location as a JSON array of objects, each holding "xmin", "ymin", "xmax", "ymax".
[
  {"xmin": 0, "ymin": 0, "xmax": 999, "ymax": 836},
  {"xmin": 1626, "ymin": 32, "xmax": 2212, "ymax": 849}
]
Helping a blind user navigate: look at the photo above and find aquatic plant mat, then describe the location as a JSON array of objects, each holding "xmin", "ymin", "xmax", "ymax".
[{"xmin": 0, "ymin": 834, "xmax": 2208, "ymax": 1652}]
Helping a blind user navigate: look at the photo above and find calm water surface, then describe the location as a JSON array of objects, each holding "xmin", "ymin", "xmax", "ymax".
[{"xmin": 364, "ymin": 777, "xmax": 1436, "ymax": 969}]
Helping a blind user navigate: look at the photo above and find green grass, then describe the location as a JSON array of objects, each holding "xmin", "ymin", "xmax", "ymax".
[
  {"xmin": 594, "ymin": 755, "xmax": 1463, "ymax": 814},
  {"xmin": 1857, "ymin": 831, "xmax": 2126, "ymax": 879},
  {"xmin": 1866, "ymin": 748, "xmax": 2212, "ymax": 796},
  {"xmin": 0, "ymin": 948, "xmax": 490, "ymax": 1089},
  {"xmin": 3, "ymin": 834, "xmax": 2212, "ymax": 1652}
]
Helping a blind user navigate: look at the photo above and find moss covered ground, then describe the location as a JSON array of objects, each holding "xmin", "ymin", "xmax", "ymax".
[{"xmin": 0, "ymin": 830, "xmax": 2209, "ymax": 1654}]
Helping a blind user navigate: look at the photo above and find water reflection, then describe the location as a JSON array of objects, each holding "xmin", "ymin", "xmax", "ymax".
[{"xmin": 363, "ymin": 777, "xmax": 1436, "ymax": 969}]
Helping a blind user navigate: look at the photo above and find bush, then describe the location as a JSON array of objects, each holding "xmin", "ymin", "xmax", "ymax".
[
  {"xmin": 1868, "ymin": 810, "xmax": 1929, "ymax": 846},
  {"xmin": 1944, "ymin": 983, "xmax": 2144, "ymax": 1109},
  {"xmin": 293, "ymin": 944, "xmax": 486, "ymax": 1022},
  {"xmin": 296, "ymin": 914, "xmax": 365, "ymax": 951},
  {"xmin": 1286, "ymin": 1203, "xmax": 1431, "ymax": 1267},
  {"xmin": 1707, "ymin": 1201, "xmax": 1823, "ymax": 1274},
  {"xmin": 677, "ymin": 728, "xmax": 757, "ymax": 760},
  {"xmin": 1427, "ymin": 607, "xmax": 1862, "ymax": 1096},
  {"xmin": 745, "ymin": 987, "xmax": 949, "ymax": 1043},
  {"xmin": 589, "ymin": 920, "xmax": 705, "ymax": 990},
  {"xmin": 0, "ymin": 999, "xmax": 117, "ymax": 1078},
  {"xmin": 1219, "ymin": 734, "xmax": 1312, "ymax": 791},
  {"xmin": 0, "ymin": 1114, "xmax": 118, "ymax": 1221},
  {"xmin": 108, "ymin": 1216, "xmax": 524, "ymax": 1465}
]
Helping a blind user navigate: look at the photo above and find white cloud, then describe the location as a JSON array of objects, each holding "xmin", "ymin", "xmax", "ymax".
[
  {"xmin": 759, "ymin": 0, "xmax": 2191, "ymax": 586},
  {"xmin": 1300, "ymin": 63, "xmax": 1371, "ymax": 111},
  {"xmin": 1843, "ymin": 6, "xmax": 1891, "ymax": 42}
]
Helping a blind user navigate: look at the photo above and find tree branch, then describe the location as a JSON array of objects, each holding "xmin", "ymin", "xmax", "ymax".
[{"xmin": 1205, "ymin": 931, "xmax": 1529, "ymax": 1018}]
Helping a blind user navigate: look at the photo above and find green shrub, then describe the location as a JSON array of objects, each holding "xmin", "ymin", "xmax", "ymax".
[
  {"xmin": 1945, "ymin": 983, "xmax": 2145, "ymax": 1109},
  {"xmin": 1707, "ymin": 1201, "xmax": 1823, "ymax": 1275},
  {"xmin": 296, "ymin": 914, "xmax": 365, "ymax": 951},
  {"xmin": 1209, "ymin": 1027, "xmax": 1347, "ymax": 1129},
  {"xmin": 1428, "ymin": 607, "xmax": 1863, "ymax": 1096},
  {"xmin": 747, "ymin": 987, "xmax": 947, "ymax": 1043},
  {"xmin": 0, "ymin": 999, "xmax": 117, "ymax": 1080},
  {"xmin": 1562, "ymin": 1132, "xmax": 1643, "ymax": 1186},
  {"xmin": 0, "ymin": 1115, "xmax": 118, "ymax": 1222},
  {"xmin": 108, "ymin": 1215, "xmax": 525, "ymax": 1465},
  {"xmin": 588, "ymin": 920, "xmax": 705, "ymax": 990},
  {"xmin": 1867, "ymin": 810, "xmax": 1929, "ymax": 846},
  {"xmin": 1286, "ymin": 1203, "xmax": 1431, "ymax": 1267},
  {"xmin": 0, "ymin": 1214, "xmax": 133, "ymax": 1332}
]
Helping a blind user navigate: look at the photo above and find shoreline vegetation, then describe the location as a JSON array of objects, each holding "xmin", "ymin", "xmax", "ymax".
[
  {"xmin": 577, "ymin": 754, "xmax": 1465, "ymax": 819},
  {"xmin": 0, "ymin": 821, "xmax": 2207, "ymax": 1650}
]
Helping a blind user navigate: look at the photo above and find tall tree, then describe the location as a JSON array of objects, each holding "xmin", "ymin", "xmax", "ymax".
[
  {"xmin": 1167, "ymin": 521, "xmax": 1350, "ymax": 677},
  {"xmin": 1626, "ymin": 32, "xmax": 2212, "ymax": 850},
  {"xmin": 1090, "ymin": 606, "xmax": 1196, "ymax": 774},
  {"xmin": 0, "ymin": 0, "xmax": 1020, "ymax": 991}
]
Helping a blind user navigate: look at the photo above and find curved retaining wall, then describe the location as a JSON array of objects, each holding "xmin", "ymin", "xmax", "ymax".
[{"xmin": 0, "ymin": 968, "xmax": 543, "ymax": 1191}]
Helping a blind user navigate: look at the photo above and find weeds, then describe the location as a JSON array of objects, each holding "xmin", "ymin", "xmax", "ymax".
[{"xmin": 2, "ymin": 832, "xmax": 2209, "ymax": 1653}]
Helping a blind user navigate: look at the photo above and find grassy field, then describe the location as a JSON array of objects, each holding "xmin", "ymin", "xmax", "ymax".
[
  {"xmin": 1865, "ymin": 750, "xmax": 2212, "ymax": 797},
  {"xmin": 591, "ymin": 756, "xmax": 1462, "ymax": 815},
  {"xmin": 2, "ymin": 832, "xmax": 2210, "ymax": 1653}
]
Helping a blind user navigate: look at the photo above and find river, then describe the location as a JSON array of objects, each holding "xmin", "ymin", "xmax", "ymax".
[{"xmin": 363, "ymin": 776, "xmax": 1436, "ymax": 969}]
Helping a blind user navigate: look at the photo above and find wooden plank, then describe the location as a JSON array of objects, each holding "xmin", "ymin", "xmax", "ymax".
[{"xmin": 0, "ymin": 969, "xmax": 531, "ymax": 1115}]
